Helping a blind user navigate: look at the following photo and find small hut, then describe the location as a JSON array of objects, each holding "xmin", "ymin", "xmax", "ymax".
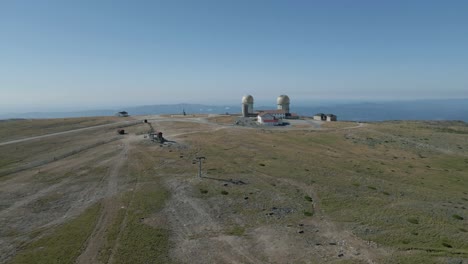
[{"xmin": 116, "ymin": 111, "xmax": 129, "ymax": 117}]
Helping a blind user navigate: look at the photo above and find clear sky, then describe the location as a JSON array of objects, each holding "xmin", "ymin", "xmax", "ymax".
[{"xmin": 1, "ymin": 0, "xmax": 467, "ymax": 112}]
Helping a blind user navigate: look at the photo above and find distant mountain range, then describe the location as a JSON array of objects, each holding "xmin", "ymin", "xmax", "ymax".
[{"xmin": 1, "ymin": 99, "xmax": 467, "ymax": 122}]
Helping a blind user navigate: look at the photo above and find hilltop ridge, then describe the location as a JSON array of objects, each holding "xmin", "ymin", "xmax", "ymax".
[{"xmin": 0, "ymin": 115, "xmax": 467, "ymax": 263}]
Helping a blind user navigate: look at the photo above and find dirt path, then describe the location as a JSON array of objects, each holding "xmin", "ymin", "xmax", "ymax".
[
  {"xmin": 282, "ymin": 178, "xmax": 385, "ymax": 263},
  {"xmin": 251, "ymin": 169, "xmax": 388, "ymax": 263},
  {"xmin": 0, "ymin": 120, "xmax": 139, "ymax": 147},
  {"xmin": 0, "ymin": 178, "xmax": 73, "ymax": 218},
  {"xmin": 75, "ymin": 139, "xmax": 129, "ymax": 264},
  {"xmin": 162, "ymin": 172, "xmax": 388, "ymax": 263},
  {"xmin": 163, "ymin": 177, "xmax": 266, "ymax": 264}
]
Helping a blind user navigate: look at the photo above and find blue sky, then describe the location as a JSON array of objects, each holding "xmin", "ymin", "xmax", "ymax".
[{"xmin": 1, "ymin": 0, "xmax": 467, "ymax": 112}]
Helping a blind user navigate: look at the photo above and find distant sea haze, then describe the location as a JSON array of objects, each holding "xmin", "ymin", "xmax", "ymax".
[{"xmin": 1, "ymin": 99, "xmax": 467, "ymax": 122}]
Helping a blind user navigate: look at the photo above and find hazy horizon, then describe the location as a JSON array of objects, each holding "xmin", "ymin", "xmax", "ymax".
[
  {"xmin": 1, "ymin": 1, "xmax": 468, "ymax": 112},
  {"xmin": 1, "ymin": 97, "xmax": 468, "ymax": 115}
]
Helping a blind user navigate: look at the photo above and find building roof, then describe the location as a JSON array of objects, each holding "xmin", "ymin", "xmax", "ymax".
[
  {"xmin": 242, "ymin": 95, "xmax": 254, "ymax": 104},
  {"xmin": 258, "ymin": 109, "xmax": 286, "ymax": 114},
  {"xmin": 258, "ymin": 112, "xmax": 276, "ymax": 118},
  {"xmin": 118, "ymin": 111, "xmax": 128, "ymax": 114},
  {"xmin": 314, "ymin": 113, "xmax": 325, "ymax": 116},
  {"xmin": 277, "ymin": 95, "xmax": 290, "ymax": 105}
]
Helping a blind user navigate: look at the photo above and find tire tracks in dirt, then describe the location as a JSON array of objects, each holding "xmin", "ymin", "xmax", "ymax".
[
  {"xmin": 163, "ymin": 177, "xmax": 265, "ymax": 264},
  {"xmin": 250, "ymin": 168, "xmax": 388, "ymax": 263},
  {"xmin": 0, "ymin": 120, "xmax": 140, "ymax": 147},
  {"xmin": 76, "ymin": 139, "xmax": 129, "ymax": 264},
  {"xmin": 105, "ymin": 145, "xmax": 163, "ymax": 264},
  {"xmin": 204, "ymin": 148, "xmax": 387, "ymax": 263}
]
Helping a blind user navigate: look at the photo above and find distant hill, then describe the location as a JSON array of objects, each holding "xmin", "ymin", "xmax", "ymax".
[
  {"xmin": 0, "ymin": 104, "xmax": 236, "ymax": 120},
  {"xmin": 292, "ymin": 99, "xmax": 468, "ymax": 122},
  {"xmin": 1, "ymin": 99, "xmax": 467, "ymax": 122}
]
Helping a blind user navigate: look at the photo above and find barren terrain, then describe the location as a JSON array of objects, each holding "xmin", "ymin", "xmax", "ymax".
[{"xmin": 0, "ymin": 115, "xmax": 467, "ymax": 263}]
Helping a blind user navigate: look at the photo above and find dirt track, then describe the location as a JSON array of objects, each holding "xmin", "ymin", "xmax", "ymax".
[
  {"xmin": 0, "ymin": 120, "xmax": 139, "ymax": 147},
  {"xmin": 76, "ymin": 138, "xmax": 130, "ymax": 264}
]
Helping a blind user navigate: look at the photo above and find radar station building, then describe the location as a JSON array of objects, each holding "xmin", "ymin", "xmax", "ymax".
[
  {"xmin": 241, "ymin": 95, "xmax": 255, "ymax": 117},
  {"xmin": 240, "ymin": 94, "xmax": 299, "ymax": 125},
  {"xmin": 313, "ymin": 113, "xmax": 337, "ymax": 122},
  {"xmin": 277, "ymin": 95, "xmax": 290, "ymax": 113}
]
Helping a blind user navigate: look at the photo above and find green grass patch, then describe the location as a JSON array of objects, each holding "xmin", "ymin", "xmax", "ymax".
[
  {"xmin": 303, "ymin": 211, "xmax": 313, "ymax": 217},
  {"xmin": 10, "ymin": 203, "xmax": 101, "ymax": 264},
  {"xmin": 227, "ymin": 225, "xmax": 245, "ymax": 236},
  {"xmin": 452, "ymin": 214, "xmax": 464, "ymax": 220},
  {"xmin": 221, "ymin": 190, "xmax": 229, "ymax": 195},
  {"xmin": 442, "ymin": 242, "xmax": 452, "ymax": 248},
  {"xmin": 112, "ymin": 182, "xmax": 171, "ymax": 264},
  {"xmin": 304, "ymin": 195, "xmax": 313, "ymax": 202},
  {"xmin": 407, "ymin": 217, "xmax": 419, "ymax": 224},
  {"xmin": 97, "ymin": 204, "xmax": 127, "ymax": 263}
]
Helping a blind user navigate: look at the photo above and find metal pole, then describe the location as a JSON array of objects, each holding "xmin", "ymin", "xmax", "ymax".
[{"xmin": 195, "ymin": 156, "xmax": 206, "ymax": 178}]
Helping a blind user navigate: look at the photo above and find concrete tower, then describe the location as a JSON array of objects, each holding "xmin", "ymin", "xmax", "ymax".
[
  {"xmin": 277, "ymin": 95, "xmax": 290, "ymax": 113},
  {"xmin": 241, "ymin": 95, "xmax": 254, "ymax": 117}
]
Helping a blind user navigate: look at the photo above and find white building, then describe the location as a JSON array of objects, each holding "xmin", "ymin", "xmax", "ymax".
[
  {"xmin": 313, "ymin": 113, "xmax": 325, "ymax": 121},
  {"xmin": 258, "ymin": 109, "xmax": 286, "ymax": 119},
  {"xmin": 277, "ymin": 95, "xmax": 290, "ymax": 113},
  {"xmin": 313, "ymin": 113, "xmax": 337, "ymax": 121},
  {"xmin": 257, "ymin": 113, "xmax": 280, "ymax": 126},
  {"xmin": 326, "ymin": 114, "xmax": 337, "ymax": 121}
]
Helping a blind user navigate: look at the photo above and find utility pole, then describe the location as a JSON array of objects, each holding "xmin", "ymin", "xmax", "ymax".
[{"xmin": 194, "ymin": 156, "xmax": 206, "ymax": 178}]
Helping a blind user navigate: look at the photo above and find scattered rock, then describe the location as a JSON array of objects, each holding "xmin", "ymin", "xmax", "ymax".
[
  {"xmin": 298, "ymin": 230, "xmax": 304, "ymax": 234},
  {"xmin": 230, "ymin": 179, "xmax": 247, "ymax": 185},
  {"xmin": 338, "ymin": 253, "xmax": 344, "ymax": 257}
]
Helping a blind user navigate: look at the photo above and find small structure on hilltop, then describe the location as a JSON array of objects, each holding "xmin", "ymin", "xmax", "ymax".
[
  {"xmin": 239, "ymin": 94, "xmax": 299, "ymax": 126},
  {"xmin": 149, "ymin": 131, "xmax": 165, "ymax": 143},
  {"xmin": 313, "ymin": 113, "xmax": 325, "ymax": 121},
  {"xmin": 257, "ymin": 112, "xmax": 280, "ymax": 126},
  {"xmin": 326, "ymin": 114, "xmax": 337, "ymax": 121},
  {"xmin": 313, "ymin": 113, "xmax": 337, "ymax": 121},
  {"xmin": 241, "ymin": 95, "xmax": 255, "ymax": 117},
  {"xmin": 277, "ymin": 95, "xmax": 290, "ymax": 113},
  {"xmin": 116, "ymin": 111, "xmax": 129, "ymax": 117},
  {"xmin": 258, "ymin": 109, "xmax": 286, "ymax": 119}
]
